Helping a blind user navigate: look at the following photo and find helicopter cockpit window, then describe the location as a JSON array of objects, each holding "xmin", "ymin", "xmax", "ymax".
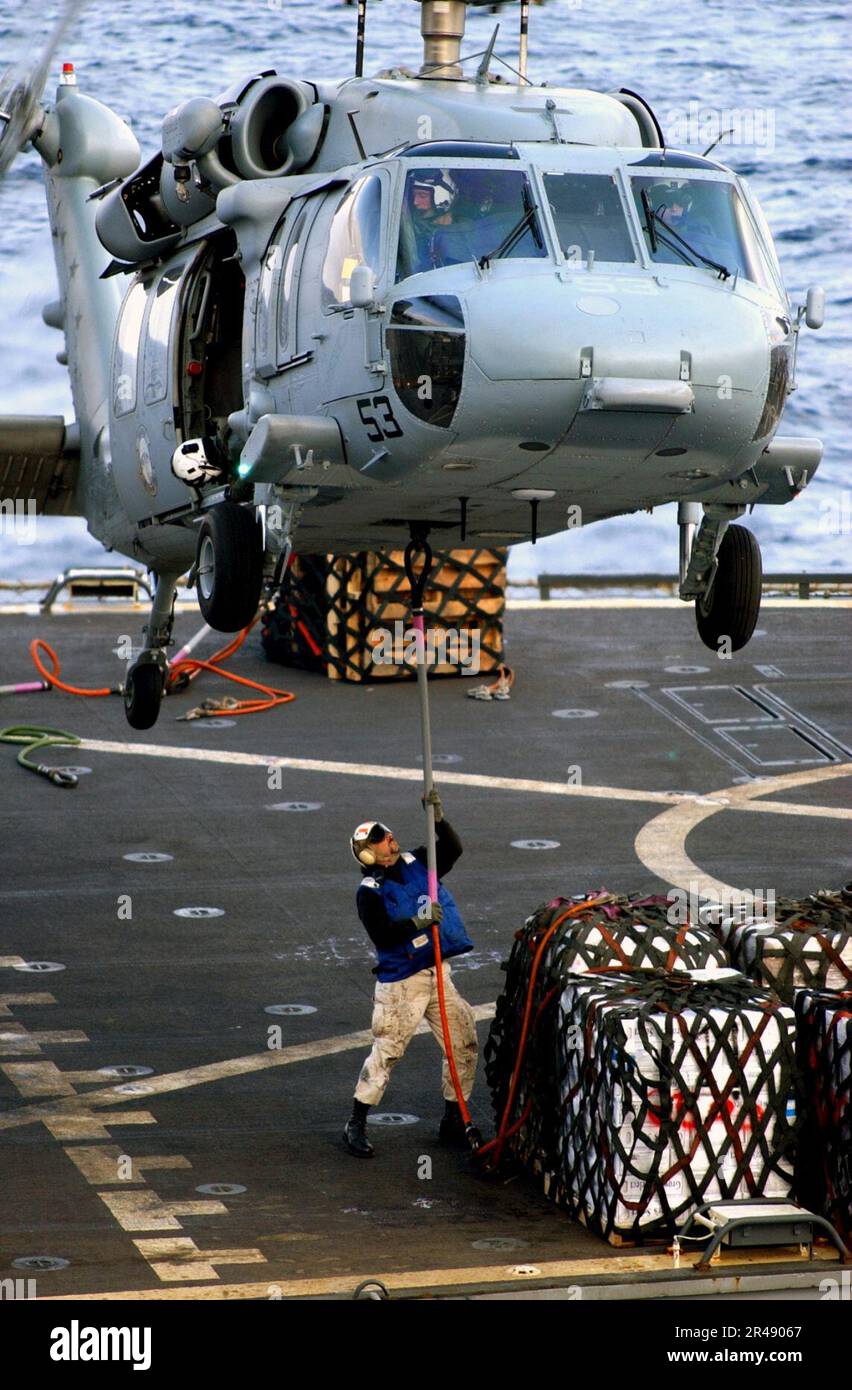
[
  {"xmin": 321, "ymin": 174, "xmax": 383, "ymax": 308},
  {"xmin": 142, "ymin": 267, "xmax": 181, "ymax": 405},
  {"xmin": 543, "ymin": 173, "xmax": 635, "ymax": 264},
  {"xmin": 396, "ymin": 168, "xmax": 547, "ymax": 281},
  {"xmin": 630, "ymin": 175, "xmax": 776, "ymax": 290},
  {"xmin": 112, "ymin": 279, "xmax": 147, "ymax": 418}
]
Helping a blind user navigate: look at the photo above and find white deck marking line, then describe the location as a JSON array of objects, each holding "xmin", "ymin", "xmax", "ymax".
[
  {"xmin": 0, "ymin": 1003, "xmax": 496, "ymax": 1132},
  {"xmin": 39, "ymin": 1244, "xmax": 841, "ymax": 1301},
  {"xmin": 635, "ymin": 763, "xmax": 852, "ymax": 900},
  {"xmin": 80, "ymin": 740, "xmax": 684, "ymax": 805},
  {"xmin": 76, "ymin": 741, "xmax": 852, "ymax": 819}
]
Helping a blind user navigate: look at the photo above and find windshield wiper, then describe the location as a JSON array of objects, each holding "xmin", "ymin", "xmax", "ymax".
[
  {"xmin": 640, "ymin": 190, "xmax": 731, "ymax": 280},
  {"xmin": 478, "ymin": 186, "xmax": 542, "ymax": 268}
]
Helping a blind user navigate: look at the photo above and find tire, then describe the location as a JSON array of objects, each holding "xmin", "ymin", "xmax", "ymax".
[
  {"xmin": 195, "ymin": 501, "xmax": 263, "ymax": 632},
  {"xmin": 695, "ymin": 523, "xmax": 762, "ymax": 653},
  {"xmin": 124, "ymin": 662, "xmax": 164, "ymax": 731}
]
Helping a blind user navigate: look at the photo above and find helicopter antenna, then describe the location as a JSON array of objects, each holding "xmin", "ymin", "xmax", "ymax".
[
  {"xmin": 355, "ymin": 0, "xmax": 368, "ymax": 78},
  {"xmin": 702, "ymin": 126, "xmax": 734, "ymax": 157},
  {"xmin": 475, "ymin": 25, "xmax": 500, "ymax": 85},
  {"xmin": 519, "ymin": 0, "xmax": 530, "ymax": 81}
]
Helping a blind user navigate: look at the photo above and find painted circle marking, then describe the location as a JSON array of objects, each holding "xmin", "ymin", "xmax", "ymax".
[
  {"xmin": 266, "ymin": 802, "xmax": 323, "ymax": 812},
  {"xmin": 264, "ymin": 1004, "xmax": 317, "ymax": 1016},
  {"xmin": 472, "ymin": 1237, "xmax": 528, "ymax": 1251},
  {"xmin": 98, "ymin": 1065, "xmax": 154, "ymax": 1078},
  {"xmin": 13, "ymin": 961, "xmax": 65, "ymax": 973},
  {"xmin": 509, "ymin": 1264, "xmax": 542, "ymax": 1277},
  {"xmin": 123, "ymin": 852, "xmax": 174, "ymax": 863},
  {"xmin": 173, "ymin": 907, "xmax": 225, "ymax": 918},
  {"xmin": 196, "ymin": 1183, "xmax": 247, "ymax": 1196},
  {"xmin": 552, "ymin": 708, "xmax": 599, "ymax": 719},
  {"xmin": 367, "ymin": 1112, "xmax": 419, "ymax": 1127},
  {"xmin": 417, "ymin": 753, "xmax": 463, "ymax": 765},
  {"xmin": 634, "ymin": 765, "xmax": 852, "ymax": 901},
  {"xmin": 13, "ymin": 1256, "xmax": 69, "ymax": 1272},
  {"xmin": 113, "ymin": 1082, "xmax": 155, "ymax": 1096},
  {"xmin": 664, "ymin": 665, "xmax": 709, "ymax": 675},
  {"xmin": 193, "ymin": 719, "xmax": 237, "ymax": 729},
  {"xmin": 51, "ymin": 766, "xmax": 92, "ymax": 776},
  {"xmin": 512, "ymin": 839, "xmax": 560, "ymax": 850}
]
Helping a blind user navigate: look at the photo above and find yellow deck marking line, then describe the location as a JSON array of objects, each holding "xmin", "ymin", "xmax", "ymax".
[
  {"xmin": 0, "ymin": 957, "xmax": 27, "ymax": 968},
  {"xmin": 75, "ymin": 741, "xmax": 852, "ymax": 820},
  {"xmin": 98, "ymin": 1191, "xmax": 228, "ymax": 1232},
  {"xmin": 64, "ymin": 1146, "xmax": 191, "ymax": 1186},
  {"xmin": 41, "ymin": 1243, "xmax": 841, "ymax": 1301},
  {"xmin": 636, "ymin": 763, "xmax": 852, "ymax": 899},
  {"xmin": 132, "ymin": 1238, "xmax": 267, "ymax": 1283},
  {"xmin": 0, "ymin": 1003, "xmax": 496, "ymax": 1133},
  {"xmin": 0, "ymin": 1026, "xmax": 88, "ymax": 1056},
  {"xmin": 0, "ymin": 992, "xmax": 55, "ymax": 1015}
]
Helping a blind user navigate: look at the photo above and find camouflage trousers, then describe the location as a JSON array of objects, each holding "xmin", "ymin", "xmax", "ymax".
[{"xmin": 354, "ymin": 962, "xmax": 478, "ymax": 1106}]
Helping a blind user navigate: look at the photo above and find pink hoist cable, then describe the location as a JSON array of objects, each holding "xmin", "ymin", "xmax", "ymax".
[{"xmin": 404, "ymin": 536, "xmax": 481, "ymax": 1151}]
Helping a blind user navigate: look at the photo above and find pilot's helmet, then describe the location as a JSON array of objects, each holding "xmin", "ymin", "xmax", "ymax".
[
  {"xmin": 651, "ymin": 179, "xmax": 694, "ymax": 216},
  {"xmin": 410, "ymin": 170, "xmax": 458, "ymax": 216}
]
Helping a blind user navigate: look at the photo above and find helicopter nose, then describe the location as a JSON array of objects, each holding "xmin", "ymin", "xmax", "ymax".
[
  {"xmin": 457, "ymin": 273, "xmax": 772, "ymax": 460},
  {"xmin": 465, "ymin": 273, "xmax": 767, "ymax": 387}
]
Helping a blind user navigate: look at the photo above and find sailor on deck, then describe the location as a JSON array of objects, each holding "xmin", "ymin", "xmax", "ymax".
[{"xmin": 343, "ymin": 791, "xmax": 479, "ymax": 1157}]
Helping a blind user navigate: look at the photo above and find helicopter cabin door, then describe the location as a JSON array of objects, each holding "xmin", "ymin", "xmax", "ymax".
[{"xmin": 298, "ymin": 173, "xmax": 391, "ymax": 432}]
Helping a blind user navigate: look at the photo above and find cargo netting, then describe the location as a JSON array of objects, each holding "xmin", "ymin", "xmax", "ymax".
[
  {"xmin": 718, "ymin": 885, "xmax": 852, "ymax": 1004},
  {"xmin": 486, "ymin": 899, "xmax": 800, "ymax": 1245},
  {"xmin": 261, "ymin": 548, "xmax": 505, "ymax": 681},
  {"xmin": 795, "ymin": 989, "xmax": 852, "ymax": 1247}
]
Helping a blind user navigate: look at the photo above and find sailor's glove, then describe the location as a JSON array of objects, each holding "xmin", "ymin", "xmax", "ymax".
[
  {"xmin": 422, "ymin": 787, "xmax": 444, "ymax": 823},
  {"xmin": 417, "ymin": 900, "xmax": 444, "ymax": 926}
]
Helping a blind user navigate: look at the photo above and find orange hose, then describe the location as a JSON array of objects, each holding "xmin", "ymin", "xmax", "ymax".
[
  {"xmin": 477, "ymin": 895, "xmax": 608, "ymax": 1167},
  {"xmin": 166, "ymin": 618, "xmax": 295, "ymax": 716},
  {"xmin": 30, "ymin": 639, "xmax": 116, "ymax": 697},
  {"xmin": 432, "ymin": 925, "xmax": 472, "ymax": 1126},
  {"xmin": 31, "ymin": 621, "xmax": 295, "ymax": 718}
]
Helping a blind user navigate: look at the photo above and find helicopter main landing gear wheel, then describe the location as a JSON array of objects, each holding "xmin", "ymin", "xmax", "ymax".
[
  {"xmin": 695, "ymin": 523, "xmax": 762, "ymax": 653},
  {"xmin": 124, "ymin": 660, "xmax": 165, "ymax": 731},
  {"xmin": 195, "ymin": 501, "xmax": 264, "ymax": 633}
]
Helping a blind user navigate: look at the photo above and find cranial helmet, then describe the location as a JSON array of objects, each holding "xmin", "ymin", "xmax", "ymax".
[{"xmin": 351, "ymin": 820, "xmax": 394, "ymax": 866}]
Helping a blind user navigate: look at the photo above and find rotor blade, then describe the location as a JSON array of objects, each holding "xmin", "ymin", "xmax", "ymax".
[{"xmin": 0, "ymin": 0, "xmax": 88, "ymax": 175}]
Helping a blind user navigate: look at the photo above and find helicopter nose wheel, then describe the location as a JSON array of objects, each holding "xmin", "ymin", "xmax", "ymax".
[
  {"xmin": 124, "ymin": 660, "xmax": 165, "ymax": 731},
  {"xmin": 695, "ymin": 523, "xmax": 762, "ymax": 653},
  {"xmin": 195, "ymin": 501, "xmax": 264, "ymax": 633}
]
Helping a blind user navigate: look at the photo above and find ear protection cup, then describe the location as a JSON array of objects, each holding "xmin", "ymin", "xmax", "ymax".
[{"xmin": 351, "ymin": 821, "xmax": 393, "ymax": 866}]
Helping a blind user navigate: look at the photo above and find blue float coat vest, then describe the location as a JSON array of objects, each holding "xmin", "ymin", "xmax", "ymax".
[{"xmin": 362, "ymin": 852, "xmax": 474, "ymax": 982}]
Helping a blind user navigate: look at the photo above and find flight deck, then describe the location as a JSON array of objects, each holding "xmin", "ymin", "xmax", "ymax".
[{"xmin": 1, "ymin": 597, "xmax": 850, "ymax": 1299}]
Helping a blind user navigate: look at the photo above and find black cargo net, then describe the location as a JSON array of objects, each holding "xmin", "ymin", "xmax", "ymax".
[
  {"xmin": 719, "ymin": 886, "xmax": 852, "ymax": 1005},
  {"xmin": 262, "ymin": 548, "xmax": 505, "ymax": 682},
  {"xmin": 795, "ymin": 989, "xmax": 852, "ymax": 1247},
  {"xmin": 486, "ymin": 899, "xmax": 800, "ymax": 1244}
]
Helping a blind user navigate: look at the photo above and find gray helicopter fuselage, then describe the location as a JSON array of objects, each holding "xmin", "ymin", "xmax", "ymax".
[{"xmin": 29, "ymin": 70, "xmax": 818, "ymax": 569}]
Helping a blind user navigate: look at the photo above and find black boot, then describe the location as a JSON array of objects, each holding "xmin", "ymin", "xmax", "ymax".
[
  {"xmin": 343, "ymin": 1100, "xmax": 374, "ymax": 1158},
  {"xmin": 438, "ymin": 1100, "xmax": 468, "ymax": 1148}
]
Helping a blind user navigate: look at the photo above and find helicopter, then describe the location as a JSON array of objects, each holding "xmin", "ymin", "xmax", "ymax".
[{"xmin": 0, "ymin": 0, "xmax": 826, "ymax": 730}]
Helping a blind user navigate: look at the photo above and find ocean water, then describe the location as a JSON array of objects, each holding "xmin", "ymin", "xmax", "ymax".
[{"xmin": 0, "ymin": 0, "xmax": 849, "ymax": 587}]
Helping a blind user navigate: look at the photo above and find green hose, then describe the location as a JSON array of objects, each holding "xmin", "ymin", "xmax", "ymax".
[{"xmin": 0, "ymin": 725, "xmax": 81, "ymax": 788}]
